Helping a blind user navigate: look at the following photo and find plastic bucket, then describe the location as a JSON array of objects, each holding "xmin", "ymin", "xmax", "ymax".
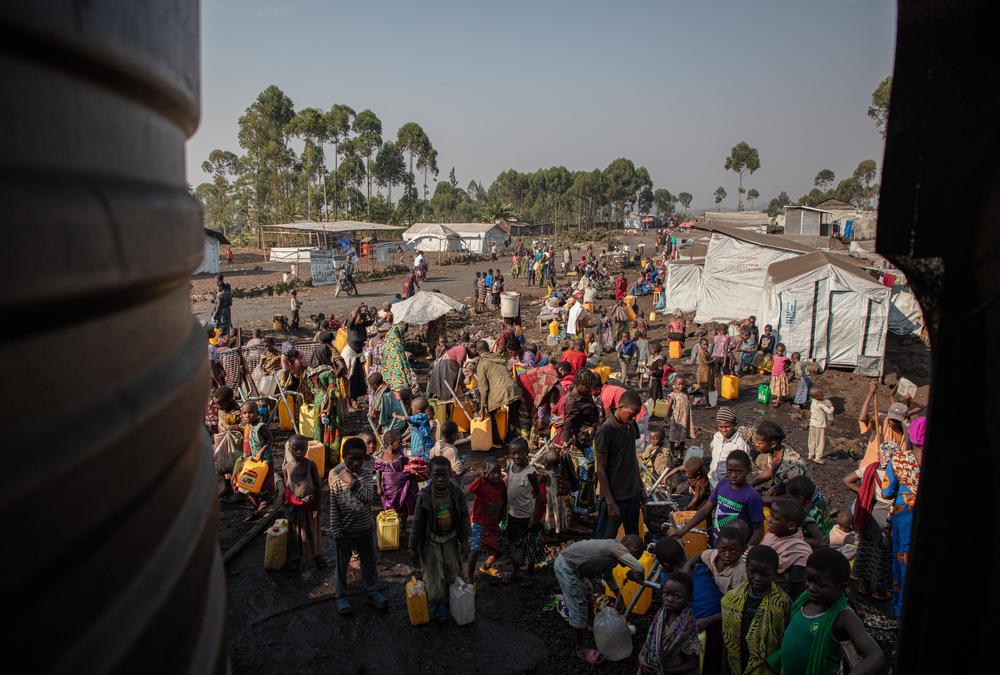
[{"xmin": 500, "ymin": 291, "xmax": 520, "ymax": 318}]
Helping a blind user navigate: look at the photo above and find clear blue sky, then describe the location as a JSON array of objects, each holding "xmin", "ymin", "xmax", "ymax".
[{"xmin": 188, "ymin": 0, "xmax": 896, "ymax": 209}]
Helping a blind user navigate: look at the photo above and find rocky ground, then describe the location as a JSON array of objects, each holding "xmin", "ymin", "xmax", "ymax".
[{"xmin": 215, "ymin": 235, "xmax": 922, "ymax": 672}]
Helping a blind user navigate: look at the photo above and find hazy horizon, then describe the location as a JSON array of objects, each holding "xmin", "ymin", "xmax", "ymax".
[{"xmin": 188, "ymin": 0, "xmax": 896, "ymax": 210}]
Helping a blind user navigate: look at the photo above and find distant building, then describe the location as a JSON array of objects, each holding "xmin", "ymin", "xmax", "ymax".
[
  {"xmin": 814, "ymin": 198, "xmax": 856, "ymax": 211},
  {"xmin": 783, "ymin": 205, "xmax": 835, "ymax": 237},
  {"xmin": 196, "ymin": 229, "xmax": 230, "ymax": 275}
]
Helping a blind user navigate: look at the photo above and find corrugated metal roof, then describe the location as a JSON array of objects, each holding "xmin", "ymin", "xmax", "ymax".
[
  {"xmin": 262, "ymin": 220, "xmax": 404, "ymax": 233},
  {"xmin": 691, "ymin": 223, "xmax": 816, "ymax": 254},
  {"xmin": 204, "ymin": 228, "xmax": 231, "ymax": 245},
  {"xmin": 783, "ymin": 205, "xmax": 835, "ymax": 214},
  {"xmin": 766, "ymin": 251, "xmax": 876, "ymax": 285}
]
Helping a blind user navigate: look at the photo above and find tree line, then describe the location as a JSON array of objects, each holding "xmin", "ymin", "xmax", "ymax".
[{"xmin": 194, "ymin": 86, "xmax": 698, "ymax": 242}]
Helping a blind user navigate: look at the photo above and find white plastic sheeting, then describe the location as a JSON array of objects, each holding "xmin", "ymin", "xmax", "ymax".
[
  {"xmin": 195, "ymin": 236, "xmax": 219, "ymax": 275},
  {"xmin": 391, "ymin": 291, "xmax": 466, "ymax": 325},
  {"xmin": 888, "ymin": 287, "xmax": 924, "ymax": 335},
  {"xmin": 664, "ymin": 263, "xmax": 703, "ymax": 313},
  {"xmin": 758, "ymin": 253, "xmax": 890, "ymax": 375},
  {"xmin": 270, "ymin": 247, "xmax": 318, "ymax": 263},
  {"xmin": 694, "ymin": 233, "xmax": 803, "ymax": 323}
]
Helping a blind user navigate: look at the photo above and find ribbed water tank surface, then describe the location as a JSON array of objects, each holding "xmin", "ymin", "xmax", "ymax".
[{"xmin": 0, "ymin": 3, "xmax": 226, "ymax": 673}]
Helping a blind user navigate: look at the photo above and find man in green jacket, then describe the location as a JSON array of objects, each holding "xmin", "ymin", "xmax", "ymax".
[{"xmin": 475, "ymin": 340, "xmax": 521, "ymax": 446}]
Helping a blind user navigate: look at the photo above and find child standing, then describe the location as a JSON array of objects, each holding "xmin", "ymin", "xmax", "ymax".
[
  {"xmin": 290, "ymin": 289, "xmax": 302, "ymax": 330},
  {"xmin": 637, "ymin": 573, "xmax": 702, "ymax": 675},
  {"xmin": 394, "ymin": 396, "xmax": 435, "ymax": 460},
  {"xmin": 769, "ymin": 343, "xmax": 790, "ymax": 408},
  {"xmin": 695, "ymin": 338, "xmax": 717, "ymax": 407},
  {"xmin": 721, "ymin": 545, "xmax": 789, "ymax": 675},
  {"xmin": 466, "ymin": 459, "xmax": 507, "ymax": 581},
  {"xmin": 374, "ymin": 429, "xmax": 418, "ymax": 532},
  {"xmin": 329, "ymin": 439, "xmax": 386, "ymax": 614},
  {"xmin": 430, "ymin": 420, "xmax": 464, "ymax": 476},
  {"xmin": 505, "ymin": 438, "xmax": 546, "ymax": 579},
  {"xmin": 790, "ymin": 352, "xmax": 813, "ymax": 408},
  {"xmin": 670, "ymin": 450, "xmax": 765, "ymax": 547},
  {"xmin": 410, "ymin": 456, "xmax": 470, "ymax": 623},
  {"xmin": 646, "ymin": 341, "xmax": 665, "ymax": 401},
  {"xmin": 237, "ymin": 401, "xmax": 274, "ymax": 521},
  {"xmin": 616, "ymin": 332, "xmax": 638, "ymax": 382},
  {"xmin": 712, "ymin": 327, "xmax": 730, "ymax": 365},
  {"xmin": 761, "ymin": 498, "xmax": 814, "ymax": 600},
  {"xmin": 283, "ymin": 435, "xmax": 324, "ymax": 570},
  {"xmin": 757, "ymin": 324, "xmax": 776, "ymax": 355},
  {"xmin": 663, "ymin": 375, "xmax": 695, "ymax": 461},
  {"xmin": 807, "ymin": 385, "xmax": 835, "ymax": 463},
  {"xmin": 767, "ymin": 549, "xmax": 886, "ymax": 675},
  {"xmin": 708, "ymin": 407, "xmax": 750, "ymax": 487}
]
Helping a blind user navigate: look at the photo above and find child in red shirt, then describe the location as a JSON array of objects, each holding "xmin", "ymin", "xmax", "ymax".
[{"xmin": 466, "ymin": 459, "xmax": 507, "ymax": 580}]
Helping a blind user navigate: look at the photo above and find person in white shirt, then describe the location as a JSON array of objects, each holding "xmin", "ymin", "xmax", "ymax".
[
  {"xmin": 709, "ymin": 407, "xmax": 750, "ymax": 486},
  {"xmin": 566, "ymin": 299, "xmax": 584, "ymax": 337},
  {"xmin": 807, "ymin": 385, "xmax": 835, "ymax": 464},
  {"xmin": 413, "ymin": 252, "xmax": 425, "ymax": 269}
]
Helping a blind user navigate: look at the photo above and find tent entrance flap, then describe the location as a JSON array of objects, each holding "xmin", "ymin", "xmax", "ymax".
[{"xmin": 827, "ymin": 290, "xmax": 862, "ymax": 367}]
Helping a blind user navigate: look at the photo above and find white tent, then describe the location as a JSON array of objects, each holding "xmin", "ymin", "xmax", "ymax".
[
  {"xmin": 420, "ymin": 222, "xmax": 506, "ymax": 254},
  {"xmin": 888, "ymin": 287, "xmax": 924, "ymax": 336},
  {"xmin": 759, "ymin": 252, "xmax": 890, "ymax": 375},
  {"xmin": 391, "ymin": 291, "xmax": 466, "ymax": 325},
  {"xmin": 402, "ymin": 223, "xmax": 463, "ymax": 252},
  {"xmin": 693, "ymin": 225, "xmax": 814, "ymax": 323},
  {"xmin": 664, "ymin": 262, "xmax": 703, "ymax": 313}
]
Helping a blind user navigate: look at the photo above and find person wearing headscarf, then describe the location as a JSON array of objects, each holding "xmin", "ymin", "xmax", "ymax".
[
  {"xmin": 880, "ymin": 416, "xmax": 924, "ymax": 617},
  {"xmin": 280, "ymin": 340, "xmax": 306, "ymax": 390},
  {"xmin": 305, "ymin": 331, "xmax": 347, "ymax": 468},
  {"xmin": 363, "ymin": 321, "xmax": 391, "ymax": 401}
]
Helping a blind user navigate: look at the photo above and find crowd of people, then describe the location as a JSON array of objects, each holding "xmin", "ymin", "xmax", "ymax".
[{"xmin": 203, "ymin": 232, "xmax": 925, "ymax": 673}]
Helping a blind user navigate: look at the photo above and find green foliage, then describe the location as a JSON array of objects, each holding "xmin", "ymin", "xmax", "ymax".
[
  {"xmin": 723, "ymin": 141, "xmax": 761, "ymax": 210},
  {"xmin": 765, "ymin": 191, "xmax": 791, "ymax": 217},
  {"xmin": 714, "ymin": 186, "xmax": 727, "ymax": 206},
  {"xmin": 481, "ymin": 198, "xmax": 518, "ymax": 223},
  {"xmin": 747, "ymin": 188, "xmax": 760, "ymax": 208},
  {"xmin": 677, "ymin": 192, "xmax": 693, "ymax": 209},
  {"xmin": 352, "ymin": 109, "xmax": 383, "ymax": 205},
  {"xmin": 653, "ymin": 188, "xmax": 676, "ymax": 216},
  {"xmin": 198, "ymin": 86, "xmax": 675, "ymax": 239},
  {"xmin": 853, "ymin": 159, "xmax": 879, "ymax": 209},
  {"xmin": 372, "ymin": 141, "xmax": 406, "ymax": 203},
  {"xmin": 868, "ymin": 76, "xmax": 892, "ymax": 139},
  {"xmin": 814, "ymin": 169, "xmax": 835, "ymax": 188}
]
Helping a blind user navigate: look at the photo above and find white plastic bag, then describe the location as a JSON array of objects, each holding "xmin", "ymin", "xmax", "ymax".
[
  {"xmin": 449, "ymin": 578, "xmax": 476, "ymax": 625},
  {"xmin": 593, "ymin": 606, "xmax": 632, "ymax": 661}
]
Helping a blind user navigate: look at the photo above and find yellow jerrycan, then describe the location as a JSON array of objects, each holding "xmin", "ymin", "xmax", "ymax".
[
  {"xmin": 669, "ymin": 340, "xmax": 682, "ymax": 360},
  {"xmin": 235, "ymin": 458, "xmax": 269, "ymax": 494},
  {"xmin": 264, "ymin": 519, "xmax": 288, "ymax": 571},
  {"xmin": 721, "ymin": 375, "xmax": 740, "ymax": 400},
  {"xmin": 606, "ymin": 550, "xmax": 655, "ymax": 615},
  {"xmin": 377, "ymin": 509, "xmax": 400, "ymax": 551},
  {"xmin": 470, "ymin": 416, "xmax": 493, "ymax": 451},
  {"xmin": 306, "ymin": 439, "xmax": 326, "ymax": 476},
  {"xmin": 406, "ymin": 576, "xmax": 430, "ymax": 625},
  {"xmin": 277, "ymin": 394, "xmax": 297, "ymax": 431}
]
